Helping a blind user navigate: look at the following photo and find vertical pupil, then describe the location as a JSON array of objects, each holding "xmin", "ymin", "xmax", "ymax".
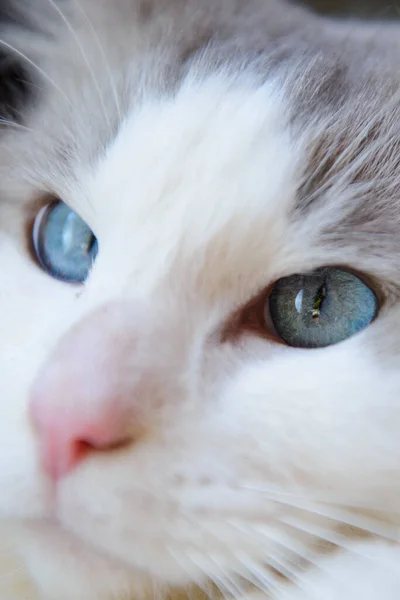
[
  {"xmin": 311, "ymin": 282, "xmax": 327, "ymax": 320},
  {"xmin": 86, "ymin": 235, "xmax": 96, "ymax": 254}
]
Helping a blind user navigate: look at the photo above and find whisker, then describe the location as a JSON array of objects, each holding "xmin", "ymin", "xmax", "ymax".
[
  {"xmin": 45, "ymin": 0, "xmax": 111, "ymax": 127},
  {"xmin": 207, "ymin": 554, "xmax": 251, "ymax": 599},
  {"xmin": 185, "ymin": 552, "xmax": 240, "ymax": 600},
  {"xmin": 239, "ymin": 482, "xmax": 400, "ymax": 513},
  {"xmin": 165, "ymin": 547, "xmax": 216, "ymax": 600},
  {"xmin": 0, "ymin": 117, "xmax": 55, "ymax": 144},
  {"xmin": 0, "ymin": 118, "xmax": 35, "ymax": 133},
  {"xmin": 72, "ymin": 0, "xmax": 122, "ymax": 120},
  {"xmin": 234, "ymin": 554, "xmax": 283, "ymax": 593},
  {"xmin": 0, "ymin": 39, "xmax": 71, "ymax": 107},
  {"xmin": 278, "ymin": 507, "xmax": 399, "ymax": 544},
  {"xmin": 227, "ymin": 519, "xmax": 314, "ymax": 571},
  {"xmin": 236, "ymin": 484, "xmax": 400, "ymax": 541}
]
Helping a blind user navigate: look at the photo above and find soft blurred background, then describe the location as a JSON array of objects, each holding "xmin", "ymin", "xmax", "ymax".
[{"xmin": 303, "ymin": 0, "xmax": 400, "ymax": 18}]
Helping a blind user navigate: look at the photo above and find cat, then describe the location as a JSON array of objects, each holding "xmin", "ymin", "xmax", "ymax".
[{"xmin": 1, "ymin": 0, "xmax": 400, "ymax": 598}]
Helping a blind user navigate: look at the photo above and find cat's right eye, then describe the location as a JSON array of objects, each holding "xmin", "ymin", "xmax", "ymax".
[{"xmin": 32, "ymin": 200, "xmax": 98, "ymax": 283}]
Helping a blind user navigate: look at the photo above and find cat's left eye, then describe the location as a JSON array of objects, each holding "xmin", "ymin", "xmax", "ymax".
[
  {"xmin": 267, "ymin": 267, "xmax": 378, "ymax": 348},
  {"xmin": 32, "ymin": 200, "xmax": 98, "ymax": 283}
]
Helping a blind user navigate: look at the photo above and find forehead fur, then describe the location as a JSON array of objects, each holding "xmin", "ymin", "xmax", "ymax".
[
  {"xmin": 0, "ymin": 1, "xmax": 400, "ymax": 338},
  {"xmin": 2, "ymin": 0, "xmax": 400, "ymax": 266},
  {"xmin": 57, "ymin": 77, "xmax": 307, "ymax": 332}
]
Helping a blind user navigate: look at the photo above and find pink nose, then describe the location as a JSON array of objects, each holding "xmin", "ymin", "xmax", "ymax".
[
  {"xmin": 30, "ymin": 398, "xmax": 131, "ymax": 480},
  {"xmin": 29, "ymin": 308, "xmax": 141, "ymax": 480}
]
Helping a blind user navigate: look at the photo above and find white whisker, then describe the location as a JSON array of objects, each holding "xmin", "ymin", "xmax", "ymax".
[
  {"xmin": 72, "ymin": 0, "xmax": 122, "ymax": 120},
  {"xmin": 0, "ymin": 39, "xmax": 71, "ymax": 107},
  {"xmin": 205, "ymin": 568, "xmax": 244, "ymax": 599},
  {"xmin": 227, "ymin": 519, "xmax": 313, "ymax": 571},
  {"xmin": 279, "ymin": 510, "xmax": 400, "ymax": 554},
  {"xmin": 0, "ymin": 118, "xmax": 35, "ymax": 133},
  {"xmin": 45, "ymin": 0, "xmax": 111, "ymax": 127},
  {"xmin": 277, "ymin": 504, "xmax": 400, "ymax": 542},
  {"xmin": 166, "ymin": 546, "xmax": 216, "ymax": 600},
  {"xmin": 0, "ymin": 117, "xmax": 54, "ymax": 144},
  {"xmin": 234, "ymin": 554, "xmax": 282, "ymax": 592}
]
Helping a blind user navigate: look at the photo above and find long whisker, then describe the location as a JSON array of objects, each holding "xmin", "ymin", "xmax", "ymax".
[
  {"xmin": 204, "ymin": 556, "xmax": 248, "ymax": 600},
  {"xmin": 236, "ymin": 484, "xmax": 400, "ymax": 541},
  {"xmin": 227, "ymin": 519, "xmax": 313, "ymax": 570},
  {"xmin": 239, "ymin": 482, "xmax": 400, "ymax": 514},
  {"xmin": 165, "ymin": 546, "xmax": 216, "ymax": 600},
  {"xmin": 0, "ymin": 117, "xmax": 56, "ymax": 145},
  {"xmin": 277, "ymin": 505, "xmax": 400, "ymax": 542},
  {"xmin": 188, "ymin": 558, "xmax": 238, "ymax": 600},
  {"xmin": 45, "ymin": 0, "xmax": 111, "ymax": 127},
  {"xmin": 189, "ymin": 517, "xmax": 300, "ymax": 596},
  {"xmin": 234, "ymin": 553, "xmax": 284, "ymax": 592},
  {"xmin": 279, "ymin": 515, "xmax": 360, "ymax": 552},
  {"xmin": 0, "ymin": 39, "xmax": 71, "ymax": 107},
  {"xmin": 72, "ymin": 0, "xmax": 122, "ymax": 120},
  {"xmin": 0, "ymin": 118, "xmax": 37, "ymax": 134}
]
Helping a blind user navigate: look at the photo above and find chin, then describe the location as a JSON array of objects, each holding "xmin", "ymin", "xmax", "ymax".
[{"xmin": 5, "ymin": 520, "xmax": 152, "ymax": 600}]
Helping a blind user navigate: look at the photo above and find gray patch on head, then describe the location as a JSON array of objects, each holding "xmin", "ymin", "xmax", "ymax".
[
  {"xmin": 3, "ymin": 0, "xmax": 400, "ymax": 291},
  {"xmin": 270, "ymin": 15, "xmax": 400, "ymax": 290},
  {"xmin": 292, "ymin": 84, "xmax": 400, "ymax": 286}
]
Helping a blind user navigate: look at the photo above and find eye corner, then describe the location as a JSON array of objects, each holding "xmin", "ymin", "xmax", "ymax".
[{"xmin": 221, "ymin": 283, "xmax": 284, "ymax": 346}]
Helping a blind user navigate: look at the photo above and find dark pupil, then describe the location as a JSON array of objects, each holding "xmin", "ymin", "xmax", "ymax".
[{"xmin": 311, "ymin": 282, "xmax": 327, "ymax": 321}]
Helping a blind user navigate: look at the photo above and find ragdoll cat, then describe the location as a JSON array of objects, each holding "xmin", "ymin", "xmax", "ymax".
[{"xmin": 1, "ymin": 0, "xmax": 400, "ymax": 598}]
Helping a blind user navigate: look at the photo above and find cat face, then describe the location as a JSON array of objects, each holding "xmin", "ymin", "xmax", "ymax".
[{"xmin": 1, "ymin": 1, "xmax": 400, "ymax": 599}]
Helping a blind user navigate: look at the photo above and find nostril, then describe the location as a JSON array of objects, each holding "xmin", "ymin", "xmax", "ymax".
[
  {"xmin": 39, "ymin": 429, "xmax": 134, "ymax": 481},
  {"xmin": 40, "ymin": 431, "xmax": 89, "ymax": 481},
  {"xmin": 30, "ymin": 390, "xmax": 135, "ymax": 481},
  {"xmin": 80, "ymin": 435, "xmax": 133, "ymax": 455},
  {"xmin": 68, "ymin": 435, "xmax": 132, "ymax": 472}
]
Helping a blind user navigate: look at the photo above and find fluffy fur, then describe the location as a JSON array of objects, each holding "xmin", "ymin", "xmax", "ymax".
[{"xmin": 1, "ymin": 1, "xmax": 400, "ymax": 598}]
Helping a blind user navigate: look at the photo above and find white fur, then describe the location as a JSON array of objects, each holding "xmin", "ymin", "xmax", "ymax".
[{"xmin": 1, "ymin": 70, "xmax": 400, "ymax": 600}]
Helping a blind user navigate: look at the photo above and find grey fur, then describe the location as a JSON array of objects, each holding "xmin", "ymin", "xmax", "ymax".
[{"xmin": 2, "ymin": 0, "xmax": 400, "ymax": 324}]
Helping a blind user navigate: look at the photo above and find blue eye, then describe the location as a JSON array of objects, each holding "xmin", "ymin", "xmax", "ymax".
[
  {"xmin": 268, "ymin": 268, "xmax": 378, "ymax": 348},
  {"xmin": 32, "ymin": 200, "xmax": 98, "ymax": 283}
]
